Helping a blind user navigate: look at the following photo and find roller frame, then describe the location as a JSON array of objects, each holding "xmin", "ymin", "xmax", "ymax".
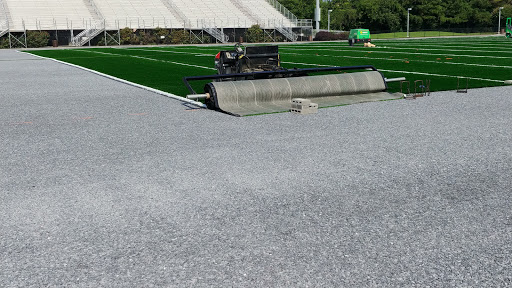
[{"xmin": 182, "ymin": 65, "xmax": 379, "ymax": 95}]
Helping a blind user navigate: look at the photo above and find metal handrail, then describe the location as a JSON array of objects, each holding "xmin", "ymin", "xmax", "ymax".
[
  {"xmin": 265, "ymin": 0, "xmax": 296, "ymax": 23},
  {"xmin": 87, "ymin": 0, "xmax": 104, "ymax": 19},
  {"xmin": 265, "ymin": 0, "xmax": 312, "ymax": 27},
  {"xmin": 4, "ymin": 16, "xmax": 311, "ymax": 31},
  {"xmin": 164, "ymin": 0, "xmax": 188, "ymax": 24},
  {"xmin": 0, "ymin": 0, "xmax": 9, "ymax": 34}
]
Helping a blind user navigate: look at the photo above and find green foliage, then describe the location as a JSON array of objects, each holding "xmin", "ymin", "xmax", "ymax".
[
  {"xmin": 26, "ymin": 31, "xmax": 50, "ymax": 48},
  {"xmin": 154, "ymin": 27, "xmax": 170, "ymax": 44},
  {"xmin": 139, "ymin": 31, "xmax": 157, "ymax": 45},
  {"xmin": 170, "ymin": 30, "xmax": 190, "ymax": 44},
  {"xmin": 0, "ymin": 37, "xmax": 9, "ymax": 49},
  {"xmin": 308, "ymin": 0, "xmax": 509, "ymax": 32},
  {"xmin": 120, "ymin": 27, "xmax": 135, "ymax": 45},
  {"xmin": 278, "ymin": 0, "xmax": 316, "ymax": 19},
  {"xmin": 246, "ymin": 24, "xmax": 264, "ymax": 43}
]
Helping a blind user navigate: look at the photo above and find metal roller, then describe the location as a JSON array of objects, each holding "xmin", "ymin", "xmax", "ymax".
[{"xmin": 204, "ymin": 71, "xmax": 403, "ymax": 116}]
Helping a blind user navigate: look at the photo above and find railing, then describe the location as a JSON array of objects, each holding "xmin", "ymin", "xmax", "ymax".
[
  {"xmin": 108, "ymin": 17, "xmax": 187, "ymax": 29},
  {"xmin": 265, "ymin": 0, "xmax": 297, "ymax": 24},
  {"xmin": 0, "ymin": 0, "xmax": 9, "ymax": 36},
  {"xmin": 265, "ymin": 0, "xmax": 312, "ymax": 28},
  {"xmin": 4, "ymin": 16, "xmax": 312, "ymax": 32},
  {"xmin": 70, "ymin": 20, "xmax": 104, "ymax": 46},
  {"xmin": 87, "ymin": 0, "xmax": 104, "ymax": 19},
  {"xmin": 0, "ymin": 25, "xmax": 8, "ymax": 38},
  {"xmin": 201, "ymin": 20, "xmax": 228, "ymax": 43},
  {"xmin": 163, "ymin": 0, "xmax": 188, "ymax": 24},
  {"xmin": 229, "ymin": 0, "xmax": 258, "ymax": 23},
  {"xmin": 296, "ymin": 19, "xmax": 313, "ymax": 27},
  {"xmin": 275, "ymin": 24, "xmax": 297, "ymax": 41}
]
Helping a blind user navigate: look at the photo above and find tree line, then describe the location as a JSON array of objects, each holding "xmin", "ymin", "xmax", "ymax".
[{"xmin": 278, "ymin": 0, "xmax": 512, "ymax": 32}]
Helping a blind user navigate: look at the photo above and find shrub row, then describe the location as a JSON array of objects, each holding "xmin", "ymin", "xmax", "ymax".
[
  {"xmin": 117, "ymin": 27, "xmax": 211, "ymax": 45},
  {"xmin": 0, "ymin": 31, "xmax": 50, "ymax": 48},
  {"xmin": 313, "ymin": 31, "xmax": 349, "ymax": 41}
]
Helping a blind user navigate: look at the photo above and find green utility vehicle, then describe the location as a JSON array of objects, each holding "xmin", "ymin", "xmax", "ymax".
[
  {"xmin": 348, "ymin": 29, "xmax": 371, "ymax": 46},
  {"xmin": 506, "ymin": 18, "xmax": 512, "ymax": 38}
]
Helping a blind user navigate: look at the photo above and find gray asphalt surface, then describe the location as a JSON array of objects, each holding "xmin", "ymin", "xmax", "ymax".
[{"xmin": 1, "ymin": 49, "xmax": 511, "ymax": 287}]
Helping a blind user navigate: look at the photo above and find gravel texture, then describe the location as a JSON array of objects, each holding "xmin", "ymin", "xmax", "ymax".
[{"xmin": 1, "ymin": 49, "xmax": 511, "ymax": 287}]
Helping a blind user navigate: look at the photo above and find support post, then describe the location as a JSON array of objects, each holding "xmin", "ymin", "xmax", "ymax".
[
  {"xmin": 499, "ymin": 7, "xmax": 504, "ymax": 34},
  {"xmin": 315, "ymin": 0, "xmax": 320, "ymax": 32},
  {"xmin": 328, "ymin": 10, "xmax": 332, "ymax": 32},
  {"xmin": 407, "ymin": 8, "xmax": 412, "ymax": 38}
]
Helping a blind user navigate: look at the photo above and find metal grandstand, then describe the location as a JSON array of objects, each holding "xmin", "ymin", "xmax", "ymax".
[{"xmin": 0, "ymin": 0, "xmax": 312, "ymax": 47}]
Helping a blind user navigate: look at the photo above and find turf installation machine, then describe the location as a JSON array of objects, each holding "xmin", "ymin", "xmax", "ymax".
[{"xmin": 184, "ymin": 44, "xmax": 403, "ymax": 116}]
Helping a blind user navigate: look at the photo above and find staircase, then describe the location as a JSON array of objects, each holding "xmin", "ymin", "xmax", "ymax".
[
  {"xmin": 228, "ymin": 0, "xmax": 259, "ymax": 24},
  {"xmin": 0, "ymin": 24, "xmax": 7, "ymax": 37},
  {"xmin": 0, "ymin": 27, "xmax": 7, "ymax": 38},
  {"xmin": 70, "ymin": 22, "xmax": 105, "ymax": 46},
  {"xmin": 266, "ymin": 0, "xmax": 298, "ymax": 26},
  {"xmin": 202, "ymin": 21, "xmax": 229, "ymax": 43},
  {"xmin": 161, "ymin": 0, "xmax": 188, "ymax": 26},
  {"xmin": 0, "ymin": 0, "xmax": 10, "ymax": 37},
  {"xmin": 276, "ymin": 24, "xmax": 297, "ymax": 41},
  {"xmin": 83, "ymin": 0, "xmax": 103, "ymax": 19}
]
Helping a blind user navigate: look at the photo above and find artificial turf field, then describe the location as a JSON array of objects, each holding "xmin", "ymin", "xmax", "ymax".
[{"xmin": 28, "ymin": 35, "xmax": 511, "ymax": 97}]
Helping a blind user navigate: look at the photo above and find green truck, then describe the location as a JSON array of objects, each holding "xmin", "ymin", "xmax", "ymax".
[{"xmin": 348, "ymin": 29, "xmax": 371, "ymax": 46}]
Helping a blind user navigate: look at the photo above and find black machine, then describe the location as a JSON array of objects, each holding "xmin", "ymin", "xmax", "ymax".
[{"xmin": 214, "ymin": 44, "xmax": 285, "ymax": 77}]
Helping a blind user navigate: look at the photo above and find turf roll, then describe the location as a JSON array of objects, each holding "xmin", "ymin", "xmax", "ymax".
[{"xmin": 205, "ymin": 71, "xmax": 403, "ymax": 116}]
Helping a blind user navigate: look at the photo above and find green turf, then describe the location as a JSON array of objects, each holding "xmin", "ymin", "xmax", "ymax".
[
  {"xmin": 372, "ymin": 31, "xmax": 496, "ymax": 39},
  {"xmin": 27, "ymin": 36, "xmax": 510, "ymax": 97}
]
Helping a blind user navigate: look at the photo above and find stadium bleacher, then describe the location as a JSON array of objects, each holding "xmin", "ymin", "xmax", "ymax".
[
  {"xmin": 3, "ymin": 0, "xmax": 96, "ymax": 31},
  {"xmin": 240, "ymin": 0, "xmax": 293, "ymax": 28},
  {"xmin": 171, "ymin": 0, "xmax": 252, "ymax": 29},
  {"xmin": 95, "ymin": 0, "xmax": 182, "ymax": 30},
  {"xmin": 0, "ymin": 0, "xmax": 309, "ymax": 45}
]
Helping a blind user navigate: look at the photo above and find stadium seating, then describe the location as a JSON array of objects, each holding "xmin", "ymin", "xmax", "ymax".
[
  {"xmin": 170, "ymin": 0, "xmax": 252, "ymax": 29},
  {"xmin": 238, "ymin": 0, "xmax": 293, "ymax": 28},
  {"xmin": 0, "ymin": 0, "xmax": 301, "ymax": 36},
  {"xmin": 4, "ymin": 0, "xmax": 96, "ymax": 31},
  {"xmin": 94, "ymin": 0, "xmax": 182, "ymax": 30}
]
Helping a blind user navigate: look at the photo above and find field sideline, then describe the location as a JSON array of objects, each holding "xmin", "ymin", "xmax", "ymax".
[{"xmin": 27, "ymin": 36, "xmax": 511, "ymax": 97}]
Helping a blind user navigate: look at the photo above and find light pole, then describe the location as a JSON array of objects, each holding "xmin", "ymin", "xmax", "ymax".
[
  {"xmin": 315, "ymin": 0, "xmax": 321, "ymax": 32},
  {"xmin": 328, "ymin": 10, "xmax": 333, "ymax": 32},
  {"xmin": 407, "ymin": 8, "xmax": 412, "ymax": 38},
  {"xmin": 499, "ymin": 7, "xmax": 504, "ymax": 34}
]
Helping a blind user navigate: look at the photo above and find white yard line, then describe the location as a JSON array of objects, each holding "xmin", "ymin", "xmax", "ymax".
[
  {"xmin": 280, "ymin": 52, "xmax": 512, "ymax": 69},
  {"xmin": 280, "ymin": 44, "xmax": 512, "ymax": 54},
  {"xmin": 374, "ymin": 46, "xmax": 512, "ymax": 54},
  {"xmin": 117, "ymin": 47, "xmax": 212, "ymax": 57},
  {"xmin": 80, "ymin": 49, "xmax": 215, "ymax": 70},
  {"xmin": 281, "ymin": 61, "xmax": 503, "ymax": 83},
  {"xmin": 281, "ymin": 47, "xmax": 512, "ymax": 60}
]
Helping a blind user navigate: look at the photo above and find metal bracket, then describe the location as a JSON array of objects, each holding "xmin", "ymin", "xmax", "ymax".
[
  {"xmin": 457, "ymin": 77, "xmax": 468, "ymax": 93},
  {"xmin": 414, "ymin": 80, "xmax": 425, "ymax": 97},
  {"xmin": 400, "ymin": 80, "xmax": 412, "ymax": 99}
]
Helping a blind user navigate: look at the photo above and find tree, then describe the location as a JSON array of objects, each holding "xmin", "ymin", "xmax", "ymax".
[{"xmin": 246, "ymin": 24, "xmax": 264, "ymax": 43}]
